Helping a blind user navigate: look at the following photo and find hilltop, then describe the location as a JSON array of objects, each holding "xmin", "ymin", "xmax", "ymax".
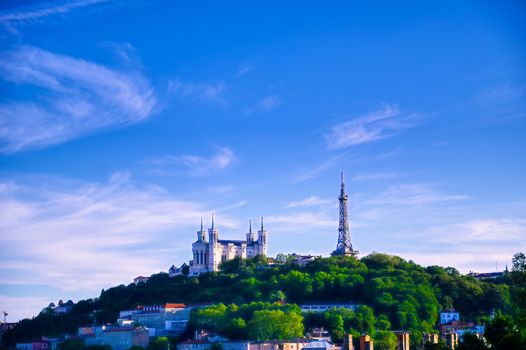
[{"xmin": 2, "ymin": 253, "xmax": 525, "ymax": 349}]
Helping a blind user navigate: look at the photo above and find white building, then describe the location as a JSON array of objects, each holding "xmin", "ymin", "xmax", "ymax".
[{"xmin": 189, "ymin": 217, "xmax": 268, "ymax": 276}]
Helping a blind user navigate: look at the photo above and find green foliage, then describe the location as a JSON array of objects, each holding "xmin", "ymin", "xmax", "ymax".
[
  {"xmin": 456, "ymin": 333, "xmax": 488, "ymax": 350},
  {"xmin": 59, "ymin": 339, "xmax": 87, "ymax": 350},
  {"xmin": 2, "ymin": 253, "xmax": 525, "ymax": 347},
  {"xmin": 484, "ymin": 315, "xmax": 526, "ymax": 350},
  {"xmin": 247, "ymin": 309, "xmax": 304, "ymax": 340},
  {"xmin": 374, "ymin": 331, "xmax": 397, "ymax": 350},
  {"xmin": 190, "ymin": 302, "xmax": 303, "ymax": 340}
]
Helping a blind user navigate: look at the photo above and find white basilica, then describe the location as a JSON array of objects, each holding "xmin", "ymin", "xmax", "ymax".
[{"xmin": 188, "ymin": 216, "xmax": 268, "ymax": 276}]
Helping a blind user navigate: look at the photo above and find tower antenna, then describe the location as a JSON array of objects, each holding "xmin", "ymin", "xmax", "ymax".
[{"xmin": 331, "ymin": 172, "xmax": 358, "ymax": 257}]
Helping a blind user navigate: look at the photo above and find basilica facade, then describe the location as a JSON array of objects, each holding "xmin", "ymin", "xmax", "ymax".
[{"xmin": 188, "ymin": 216, "xmax": 268, "ymax": 276}]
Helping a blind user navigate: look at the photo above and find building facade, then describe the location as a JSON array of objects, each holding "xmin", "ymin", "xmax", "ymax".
[{"xmin": 189, "ymin": 217, "xmax": 268, "ymax": 276}]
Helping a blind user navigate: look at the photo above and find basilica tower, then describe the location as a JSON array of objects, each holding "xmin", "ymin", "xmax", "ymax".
[{"xmin": 331, "ymin": 172, "xmax": 358, "ymax": 257}]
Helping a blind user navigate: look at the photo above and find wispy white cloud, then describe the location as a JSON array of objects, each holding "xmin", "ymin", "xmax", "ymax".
[
  {"xmin": 0, "ymin": 0, "xmax": 113, "ymax": 26},
  {"xmin": 287, "ymin": 196, "xmax": 332, "ymax": 208},
  {"xmin": 396, "ymin": 218, "xmax": 526, "ymax": 272},
  {"xmin": 0, "ymin": 45, "xmax": 157, "ymax": 153},
  {"xmin": 245, "ymin": 96, "xmax": 281, "ymax": 115},
  {"xmin": 168, "ymin": 79, "xmax": 226, "ymax": 105},
  {"xmin": 365, "ymin": 183, "xmax": 468, "ymax": 206},
  {"xmin": 352, "ymin": 172, "xmax": 401, "ymax": 182},
  {"xmin": 326, "ymin": 104, "xmax": 422, "ymax": 149},
  {"xmin": 474, "ymin": 84, "xmax": 526, "ymax": 122},
  {"xmin": 235, "ymin": 64, "xmax": 253, "ymax": 78},
  {"xmin": 266, "ymin": 212, "xmax": 334, "ymax": 233},
  {"xmin": 148, "ymin": 146, "xmax": 238, "ymax": 177},
  {"xmin": 0, "ymin": 173, "xmax": 241, "ymax": 320},
  {"xmin": 293, "ymin": 153, "xmax": 347, "ymax": 182}
]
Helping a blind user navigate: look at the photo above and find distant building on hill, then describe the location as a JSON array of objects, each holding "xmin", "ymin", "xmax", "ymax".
[
  {"xmin": 300, "ymin": 302, "xmax": 361, "ymax": 313},
  {"xmin": 359, "ymin": 335, "xmax": 373, "ymax": 350},
  {"xmin": 117, "ymin": 303, "xmax": 190, "ymax": 336},
  {"xmin": 187, "ymin": 216, "xmax": 268, "ymax": 276},
  {"xmin": 82, "ymin": 326, "xmax": 149, "ymax": 350},
  {"xmin": 439, "ymin": 311, "xmax": 460, "ymax": 325},
  {"xmin": 133, "ymin": 276, "xmax": 149, "ymax": 285},
  {"xmin": 47, "ymin": 300, "xmax": 74, "ymax": 315},
  {"xmin": 467, "ymin": 269, "xmax": 507, "ymax": 280}
]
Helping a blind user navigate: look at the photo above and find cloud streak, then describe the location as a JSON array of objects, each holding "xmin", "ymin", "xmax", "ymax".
[
  {"xmin": 365, "ymin": 183, "xmax": 468, "ymax": 206},
  {"xmin": 0, "ymin": 173, "xmax": 241, "ymax": 320},
  {"xmin": 0, "ymin": 0, "xmax": 113, "ymax": 26},
  {"xmin": 0, "ymin": 45, "xmax": 157, "ymax": 153},
  {"xmin": 245, "ymin": 96, "xmax": 281, "ymax": 115},
  {"xmin": 168, "ymin": 79, "xmax": 227, "ymax": 105},
  {"xmin": 148, "ymin": 147, "xmax": 238, "ymax": 177},
  {"xmin": 326, "ymin": 104, "xmax": 421, "ymax": 149},
  {"xmin": 287, "ymin": 196, "xmax": 332, "ymax": 208}
]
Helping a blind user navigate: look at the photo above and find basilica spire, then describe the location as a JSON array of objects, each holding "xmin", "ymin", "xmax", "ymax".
[{"xmin": 332, "ymin": 172, "xmax": 358, "ymax": 257}]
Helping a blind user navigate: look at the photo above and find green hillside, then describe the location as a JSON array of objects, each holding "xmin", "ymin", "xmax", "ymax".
[{"xmin": 2, "ymin": 253, "xmax": 525, "ymax": 349}]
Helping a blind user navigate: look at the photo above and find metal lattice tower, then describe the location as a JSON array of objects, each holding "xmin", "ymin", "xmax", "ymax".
[{"xmin": 332, "ymin": 172, "xmax": 358, "ymax": 257}]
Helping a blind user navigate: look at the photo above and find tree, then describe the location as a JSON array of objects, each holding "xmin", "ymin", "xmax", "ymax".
[
  {"xmin": 512, "ymin": 252, "xmax": 526, "ymax": 272},
  {"xmin": 59, "ymin": 339, "xmax": 86, "ymax": 350},
  {"xmin": 456, "ymin": 333, "xmax": 488, "ymax": 350},
  {"xmin": 484, "ymin": 315, "xmax": 526, "ymax": 350},
  {"xmin": 247, "ymin": 310, "xmax": 303, "ymax": 340},
  {"xmin": 374, "ymin": 331, "xmax": 397, "ymax": 350}
]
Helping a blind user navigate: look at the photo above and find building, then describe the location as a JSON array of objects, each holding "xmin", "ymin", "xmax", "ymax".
[
  {"xmin": 395, "ymin": 332, "xmax": 409, "ymax": 350},
  {"xmin": 290, "ymin": 254, "xmax": 321, "ymax": 267},
  {"xmin": 359, "ymin": 335, "xmax": 373, "ymax": 350},
  {"xmin": 15, "ymin": 344, "xmax": 32, "ymax": 350},
  {"xmin": 178, "ymin": 340, "xmax": 251, "ymax": 350},
  {"xmin": 331, "ymin": 173, "xmax": 358, "ymax": 257},
  {"xmin": 343, "ymin": 334, "xmax": 353, "ymax": 350},
  {"xmin": 422, "ymin": 333, "xmax": 439, "ymax": 346},
  {"xmin": 47, "ymin": 300, "xmax": 74, "ymax": 315},
  {"xmin": 300, "ymin": 302, "xmax": 360, "ymax": 313},
  {"xmin": 169, "ymin": 263, "xmax": 189, "ymax": 277},
  {"xmin": 133, "ymin": 276, "xmax": 149, "ymax": 285},
  {"xmin": 442, "ymin": 333, "xmax": 458, "ymax": 350},
  {"xmin": 250, "ymin": 340, "xmax": 311, "ymax": 350},
  {"xmin": 118, "ymin": 303, "xmax": 190, "ymax": 336},
  {"xmin": 0, "ymin": 322, "xmax": 17, "ymax": 343},
  {"xmin": 303, "ymin": 340, "xmax": 339, "ymax": 350},
  {"xmin": 31, "ymin": 338, "xmax": 60, "ymax": 350},
  {"xmin": 439, "ymin": 311, "xmax": 460, "ymax": 325},
  {"xmin": 307, "ymin": 328, "xmax": 331, "ymax": 342},
  {"xmin": 188, "ymin": 216, "xmax": 268, "ymax": 276},
  {"xmin": 83, "ymin": 326, "xmax": 149, "ymax": 350}
]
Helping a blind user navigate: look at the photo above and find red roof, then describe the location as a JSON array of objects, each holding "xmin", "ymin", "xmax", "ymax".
[{"xmin": 165, "ymin": 303, "xmax": 186, "ymax": 308}]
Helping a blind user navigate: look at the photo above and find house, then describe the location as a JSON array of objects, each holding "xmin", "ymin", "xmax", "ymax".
[
  {"xmin": 359, "ymin": 335, "xmax": 373, "ymax": 350},
  {"xmin": 133, "ymin": 276, "xmax": 149, "ymax": 285},
  {"xmin": 127, "ymin": 303, "xmax": 190, "ymax": 336},
  {"xmin": 442, "ymin": 333, "xmax": 458, "ymax": 350},
  {"xmin": 169, "ymin": 263, "xmax": 189, "ymax": 277},
  {"xmin": 422, "ymin": 334, "xmax": 439, "ymax": 347},
  {"xmin": 290, "ymin": 254, "xmax": 320, "ymax": 267},
  {"xmin": 439, "ymin": 311, "xmax": 460, "ymax": 325},
  {"xmin": 307, "ymin": 328, "xmax": 331, "ymax": 342},
  {"xmin": 303, "ymin": 340, "xmax": 339, "ymax": 350},
  {"xmin": 31, "ymin": 338, "xmax": 60, "ymax": 350},
  {"xmin": 48, "ymin": 300, "xmax": 74, "ymax": 315},
  {"xmin": 394, "ymin": 332, "xmax": 409, "ymax": 350},
  {"xmin": 83, "ymin": 326, "xmax": 149, "ymax": 350}
]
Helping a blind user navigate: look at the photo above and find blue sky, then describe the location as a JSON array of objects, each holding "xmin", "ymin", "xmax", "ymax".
[{"xmin": 1, "ymin": 0, "xmax": 525, "ymax": 321}]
